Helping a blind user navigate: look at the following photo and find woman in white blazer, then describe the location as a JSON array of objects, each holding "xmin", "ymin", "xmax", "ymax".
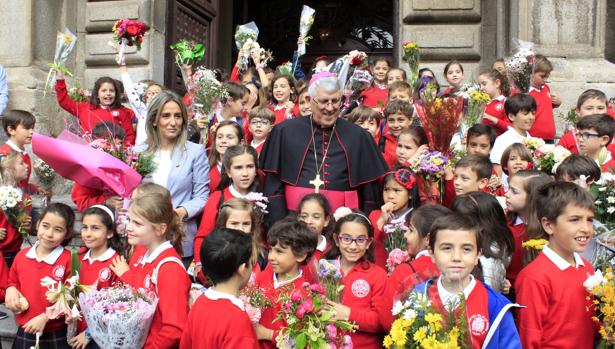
[{"xmin": 139, "ymin": 90, "xmax": 210, "ymax": 262}]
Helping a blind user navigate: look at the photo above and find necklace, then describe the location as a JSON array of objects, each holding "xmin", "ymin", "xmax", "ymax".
[
  {"xmin": 374, "ymin": 80, "xmax": 387, "ymax": 89},
  {"xmin": 309, "ymin": 118, "xmax": 336, "ymax": 193}
]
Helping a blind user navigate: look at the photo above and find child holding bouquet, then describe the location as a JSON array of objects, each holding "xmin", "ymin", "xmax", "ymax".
[
  {"xmin": 0, "ymin": 150, "xmax": 33, "ymax": 268},
  {"xmin": 361, "ymin": 58, "xmax": 391, "ymax": 108},
  {"xmin": 324, "ymin": 209, "xmax": 389, "ymax": 349},
  {"xmin": 369, "ymin": 167, "xmax": 421, "ymax": 268},
  {"xmin": 411, "ymin": 213, "xmax": 521, "ymax": 348},
  {"xmin": 267, "ymin": 74, "xmax": 299, "ymax": 125},
  {"xmin": 180, "ymin": 228, "xmax": 258, "ymax": 348},
  {"xmin": 110, "ymin": 192, "xmax": 190, "ymax": 349},
  {"xmin": 516, "ymin": 182, "xmax": 597, "ymax": 348},
  {"xmin": 54, "ymin": 70, "xmax": 136, "ymax": 145},
  {"xmin": 479, "ymin": 69, "xmax": 512, "ymax": 135},
  {"xmin": 5, "ymin": 203, "xmax": 75, "ymax": 348}
]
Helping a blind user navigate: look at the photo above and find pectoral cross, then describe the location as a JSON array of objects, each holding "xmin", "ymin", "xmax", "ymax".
[{"xmin": 309, "ymin": 174, "xmax": 324, "ymax": 193}]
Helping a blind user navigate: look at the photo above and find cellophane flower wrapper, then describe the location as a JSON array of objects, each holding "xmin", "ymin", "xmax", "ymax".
[
  {"xmin": 170, "ymin": 40, "xmax": 205, "ymax": 66},
  {"xmin": 417, "ymin": 83, "xmax": 464, "ymax": 155},
  {"xmin": 504, "ymin": 39, "xmax": 535, "ymax": 93},
  {"xmin": 584, "ymin": 268, "xmax": 615, "ymax": 347},
  {"xmin": 234, "ymin": 22, "xmax": 259, "ymax": 71},
  {"xmin": 187, "ymin": 67, "xmax": 228, "ymax": 117},
  {"xmin": 0, "ymin": 186, "xmax": 32, "ymax": 244},
  {"xmin": 239, "ymin": 283, "xmax": 271, "ymax": 324},
  {"xmin": 317, "ymin": 259, "xmax": 344, "ymax": 302},
  {"xmin": 44, "ymin": 28, "xmax": 77, "ymax": 94},
  {"xmin": 386, "ymin": 248, "xmax": 410, "ymax": 274},
  {"xmin": 402, "ymin": 41, "xmax": 420, "ymax": 85},
  {"xmin": 383, "ymin": 217, "xmax": 408, "ymax": 253},
  {"xmin": 78, "ymin": 286, "xmax": 158, "ymax": 349},
  {"xmin": 297, "ymin": 5, "xmax": 316, "ymax": 56},
  {"xmin": 33, "ymin": 159, "xmax": 56, "ymax": 189}
]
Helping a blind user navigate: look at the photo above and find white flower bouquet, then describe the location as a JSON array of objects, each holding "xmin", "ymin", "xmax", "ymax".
[
  {"xmin": 0, "ymin": 186, "xmax": 32, "ymax": 244},
  {"xmin": 297, "ymin": 5, "xmax": 316, "ymax": 56},
  {"xmin": 234, "ymin": 21, "xmax": 259, "ymax": 72}
]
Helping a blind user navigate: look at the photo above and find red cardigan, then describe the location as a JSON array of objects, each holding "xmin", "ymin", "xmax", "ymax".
[
  {"xmin": 0, "ymin": 251, "xmax": 8, "ymax": 302},
  {"xmin": 55, "ymin": 79, "xmax": 136, "ymax": 145},
  {"xmin": 194, "ymin": 187, "xmax": 236, "ymax": 262},
  {"xmin": 267, "ymin": 103, "xmax": 299, "ymax": 125},
  {"xmin": 368, "ymin": 210, "xmax": 389, "ymax": 269},
  {"xmin": 70, "ymin": 183, "xmax": 108, "ymax": 212},
  {"xmin": 483, "ymin": 97, "xmax": 511, "ymax": 135},
  {"xmin": 361, "ymin": 85, "xmax": 388, "ymax": 108},
  {"xmin": 528, "ymin": 85, "xmax": 555, "ymax": 141}
]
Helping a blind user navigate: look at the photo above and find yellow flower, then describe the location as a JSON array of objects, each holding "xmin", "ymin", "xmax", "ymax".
[
  {"xmin": 383, "ymin": 335, "xmax": 393, "ymax": 348},
  {"xmin": 522, "ymin": 239, "xmax": 549, "ymax": 250},
  {"xmin": 413, "ymin": 326, "xmax": 428, "ymax": 342}
]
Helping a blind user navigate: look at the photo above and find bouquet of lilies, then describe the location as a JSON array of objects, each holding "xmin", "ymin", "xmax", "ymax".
[
  {"xmin": 112, "ymin": 19, "xmax": 149, "ymax": 65},
  {"xmin": 297, "ymin": 5, "xmax": 316, "ymax": 56},
  {"xmin": 402, "ymin": 41, "xmax": 420, "ymax": 85},
  {"xmin": 584, "ymin": 269, "xmax": 615, "ymax": 348},
  {"xmin": 317, "ymin": 259, "xmax": 344, "ymax": 302},
  {"xmin": 234, "ymin": 21, "xmax": 259, "ymax": 71},
  {"xmin": 0, "ymin": 186, "xmax": 32, "ymax": 245},
  {"xmin": 44, "ymin": 28, "xmax": 77, "ymax": 94}
]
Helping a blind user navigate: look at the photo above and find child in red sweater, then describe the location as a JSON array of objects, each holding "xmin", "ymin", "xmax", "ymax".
[
  {"xmin": 267, "ymin": 74, "xmax": 299, "ymax": 125},
  {"xmin": 180, "ymin": 228, "xmax": 258, "ymax": 349},
  {"xmin": 516, "ymin": 182, "xmax": 597, "ymax": 349},
  {"xmin": 54, "ymin": 71, "xmax": 136, "ymax": 145},
  {"xmin": 346, "ymin": 106, "xmax": 382, "ymax": 141},
  {"xmin": 369, "ymin": 167, "xmax": 420, "ymax": 268},
  {"xmin": 479, "ymin": 69, "xmax": 512, "ymax": 135},
  {"xmin": 254, "ymin": 218, "xmax": 317, "ymax": 349},
  {"xmin": 362, "ymin": 58, "xmax": 391, "ymax": 108},
  {"xmin": 110, "ymin": 192, "xmax": 190, "ymax": 349},
  {"xmin": 0, "ymin": 150, "xmax": 33, "ymax": 268},
  {"xmin": 557, "ymin": 89, "xmax": 610, "ymax": 154},
  {"xmin": 70, "ymin": 205, "xmax": 120, "ymax": 349},
  {"xmin": 379, "ymin": 100, "xmax": 414, "ymax": 167},
  {"xmin": 442, "ymin": 60, "xmax": 464, "ymax": 95},
  {"xmin": 575, "ymin": 114, "xmax": 615, "ymax": 172},
  {"xmin": 528, "ymin": 55, "xmax": 561, "ymax": 142},
  {"xmin": 248, "ymin": 106, "xmax": 275, "ymax": 157},
  {"xmin": 207, "ymin": 121, "xmax": 244, "ymax": 192},
  {"xmin": 395, "ymin": 127, "xmax": 428, "ymax": 166},
  {"xmin": 297, "ymin": 193, "xmax": 333, "ymax": 282},
  {"xmin": 324, "ymin": 209, "xmax": 389, "ymax": 349},
  {"xmin": 5, "ymin": 203, "xmax": 75, "ymax": 348}
]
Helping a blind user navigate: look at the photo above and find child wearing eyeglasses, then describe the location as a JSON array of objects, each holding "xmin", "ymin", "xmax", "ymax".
[
  {"xmin": 248, "ymin": 106, "xmax": 275, "ymax": 157},
  {"xmin": 575, "ymin": 114, "xmax": 615, "ymax": 172},
  {"xmin": 324, "ymin": 209, "xmax": 389, "ymax": 349}
]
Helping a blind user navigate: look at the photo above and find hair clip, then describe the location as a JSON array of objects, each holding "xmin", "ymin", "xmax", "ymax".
[
  {"xmin": 392, "ymin": 168, "xmax": 417, "ymax": 190},
  {"xmin": 333, "ymin": 206, "xmax": 370, "ymax": 223}
]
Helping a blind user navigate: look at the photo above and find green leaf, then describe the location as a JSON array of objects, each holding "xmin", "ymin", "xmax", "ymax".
[
  {"xmin": 295, "ymin": 333, "xmax": 307, "ymax": 349},
  {"xmin": 70, "ymin": 250, "xmax": 81, "ymax": 276}
]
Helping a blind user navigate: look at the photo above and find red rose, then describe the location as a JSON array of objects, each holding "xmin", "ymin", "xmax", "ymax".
[{"xmin": 126, "ymin": 24, "xmax": 140, "ymax": 36}]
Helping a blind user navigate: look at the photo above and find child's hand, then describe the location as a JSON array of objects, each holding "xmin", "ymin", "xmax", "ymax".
[
  {"xmin": 377, "ymin": 202, "xmax": 395, "ymax": 230},
  {"xmin": 251, "ymin": 50, "xmax": 261, "ymax": 65},
  {"xmin": 54, "ymin": 69, "xmax": 65, "ymax": 80},
  {"xmin": 5, "ymin": 287, "xmax": 25, "ymax": 312},
  {"xmin": 23, "ymin": 313, "xmax": 48, "ymax": 334},
  {"xmin": 110, "ymin": 256, "xmax": 130, "ymax": 277},
  {"xmin": 105, "ymin": 196, "xmax": 123, "ymax": 211},
  {"xmin": 408, "ymin": 145, "xmax": 429, "ymax": 165},
  {"xmin": 297, "ymin": 36, "xmax": 305, "ymax": 46},
  {"xmin": 236, "ymin": 48, "xmax": 244, "ymax": 65},
  {"xmin": 180, "ymin": 64, "xmax": 193, "ymax": 78},
  {"xmin": 488, "ymin": 174, "xmax": 501, "ymax": 188},
  {"xmin": 326, "ymin": 300, "xmax": 351, "ymax": 321},
  {"xmin": 196, "ymin": 117, "xmax": 209, "ymax": 130},
  {"xmin": 253, "ymin": 323, "xmax": 274, "ymax": 341},
  {"xmin": 68, "ymin": 331, "xmax": 90, "ymax": 349},
  {"xmin": 444, "ymin": 167, "xmax": 454, "ymax": 181},
  {"xmin": 284, "ymin": 100, "xmax": 295, "ymax": 110},
  {"xmin": 502, "ymin": 279, "xmax": 511, "ymax": 294},
  {"xmin": 551, "ymin": 93, "xmax": 562, "ymax": 107},
  {"xmin": 0, "ymin": 227, "xmax": 6, "ymax": 240}
]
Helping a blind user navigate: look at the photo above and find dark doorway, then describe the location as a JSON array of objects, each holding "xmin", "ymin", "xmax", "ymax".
[{"xmin": 232, "ymin": 0, "xmax": 396, "ymax": 72}]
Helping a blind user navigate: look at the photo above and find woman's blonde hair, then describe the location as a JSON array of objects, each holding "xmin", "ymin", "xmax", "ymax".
[
  {"xmin": 132, "ymin": 182, "xmax": 172, "ymax": 200},
  {"xmin": 145, "ymin": 90, "xmax": 189, "ymax": 154},
  {"xmin": 0, "ymin": 151, "xmax": 21, "ymax": 186},
  {"xmin": 215, "ymin": 198, "xmax": 264, "ymax": 263},
  {"xmin": 130, "ymin": 192, "xmax": 184, "ymax": 255}
]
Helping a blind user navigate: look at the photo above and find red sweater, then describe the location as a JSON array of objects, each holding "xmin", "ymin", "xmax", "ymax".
[
  {"xmin": 0, "ymin": 209, "xmax": 24, "ymax": 253},
  {"xmin": 119, "ymin": 243, "xmax": 190, "ymax": 349},
  {"xmin": 79, "ymin": 249, "xmax": 119, "ymax": 289},
  {"xmin": 506, "ymin": 220, "xmax": 527, "ymax": 286},
  {"xmin": 8, "ymin": 246, "xmax": 72, "ymax": 332},
  {"xmin": 70, "ymin": 183, "xmax": 107, "ymax": 212},
  {"xmin": 267, "ymin": 103, "xmax": 299, "ymax": 126},
  {"xmin": 483, "ymin": 96, "xmax": 511, "ymax": 135},
  {"xmin": 0, "ymin": 143, "xmax": 38, "ymax": 193},
  {"xmin": 301, "ymin": 238, "xmax": 332, "ymax": 283},
  {"xmin": 361, "ymin": 85, "xmax": 388, "ymax": 108},
  {"xmin": 601, "ymin": 157, "xmax": 615, "ymax": 173},
  {"xmin": 180, "ymin": 294, "xmax": 258, "ymax": 349},
  {"xmin": 368, "ymin": 210, "xmax": 389, "ymax": 269},
  {"xmin": 528, "ymin": 85, "xmax": 556, "ymax": 141},
  {"xmin": 341, "ymin": 261, "xmax": 388, "ymax": 349},
  {"xmin": 380, "ymin": 132, "xmax": 398, "ymax": 168},
  {"xmin": 55, "ymin": 79, "xmax": 136, "ymax": 145},
  {"xmin": 194, "ymin": 187, "xmax": 236, "ymax": 262},
  {"xmin": 255, "ymin": 265, "xmax": 308, "ymax": 349},
  {"xmin": 557, "ymin": 130, "xmax": 579, "ymax": 155},
  {"xmin": 0, "ymin": 251, "xmax": 8, "ymax": 302},
  {"xmin": 209, "ymin": 164, "xmax": 222, "ymax": 193},
  {"xmin": 515, "ymin": 251, "xmax": 596, "ymax": 349}
]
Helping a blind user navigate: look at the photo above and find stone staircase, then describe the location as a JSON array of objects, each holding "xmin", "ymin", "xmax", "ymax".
[{"xmin": 0, "ymin": 195, "xmax": 82, "ymax": 347}]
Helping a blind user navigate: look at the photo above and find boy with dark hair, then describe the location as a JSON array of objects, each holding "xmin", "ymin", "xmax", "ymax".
[
  {"xmin": 555, "ymin": 154, "xmax": 601, "ymax": 185},
  {"xmin": 254, "ymin": 218, "xmax": 317, "ymax": 348},
  {"xmin": 453, "ymin": 154, "xmax": 493, "ymax": 196},
  {"xmin": 248, "ymin": 106, "xmax": 275, "ymax": 156},
  {"xmin": 528, "ymin": 55, "xmax": 561, "ymax": 142},
  {"xmin": 380, "ymin": 99, "xmax": 414, "ymax": 167},
  {"xmin": 0, "ymin": 110, "xmax": 40, "ymax": 194},
  {"xmin": 466, "ymin": 124, "xmax": 496, "ymax": 157},
  {"xmin": 180, "ymin": 228, "xmax": 257, "ymax": 348},
  {"xmin": 490, "ymin": 93, "xmax": 537, "ymax": 174},
  {"xmin": 575, "ymin": 114, "xmax": 615, "ymax": 172}
]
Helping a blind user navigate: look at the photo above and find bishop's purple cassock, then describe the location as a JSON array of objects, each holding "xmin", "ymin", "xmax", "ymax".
[{"xmin": 260, "ymin": 116, "xmax": 389, "ymax": 223}]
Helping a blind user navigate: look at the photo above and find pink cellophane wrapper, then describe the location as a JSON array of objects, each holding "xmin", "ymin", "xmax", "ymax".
[{"xmin": 32, "ymin": 132, "xmax": 141, "ymax": 198}]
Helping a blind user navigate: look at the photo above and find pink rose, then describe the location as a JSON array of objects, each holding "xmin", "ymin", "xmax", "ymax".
[
  {"xmin": 290, "ymin": 290, "xmax": 303, "ymax": 302},
  {"xmin": 309, "ymin": 283, "xmax": 326, "ymax": 295},
  {"xmin": 326, "ymin": 323, "xmax": 337, "ymax": 338},
  {"xmin": 300, "ymin": 299, "xmax": 314, "ymax": 313}
]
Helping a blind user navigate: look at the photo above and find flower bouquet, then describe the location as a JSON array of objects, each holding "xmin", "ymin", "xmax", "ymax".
[
  {"xmin": 584, "ymin": 269, "xmax": 615, "ymax": 348},
  {"xmin": 78, "ymin": 286, "xmax": 158, "ymax": 349},
  {"xmin": 234, "ymin": 21, "xmax": 259, "ymax": 72},
  {"xmin": 402, "ymin": 41, "xmax": 420, "ymax": 85},
  {"xmin": 459, "ymin": 83, "xmax": 491, "ymax": 129},
  {"xmin": 0, "ymin": 186, "xmax": 32, "ymax": 245},
  {"xmin": 409, "ymin": 149, "xmax": 450, "ymax": 204},
  {"xmin": 275, "ymin": 282, "xmax": 355, "ymax": 349},
  {"xmin": 559, "ymin": 107, "xmax": 579, "ymax": 132},
  {"xmin": 383, "ymin": 216, "xmax": 408, "ymax": 253},
  {"xmin": 384, "ymin": 291, "xmax": 470, "ymax": 349},
  {"xmin": 348, "ymin": 50, "xmax": 368, "ymax": 68},
  {"xmin": 66, "ymin": 80, "xmax": 91, "ymax": 103},
  {"xmin": 386, "ymin": 248, "xmax": 410, "ymax": 275},
  {"xmin": 33, "ymin": 159, "xmax": 56, "ymax": 190},
  {"xmin": 276, "ymin": 61, "xmax": 294, "ymax": 77},
  {"xmin": 591, "ymin": 172, "xmax": 615, "ymax": 224},
  {"xmin": 317, "ymin": 259, "xmax": 344, "ymax": 302},
  {"xmin": 531, "ymin": 144, "xmax": 571, "ymax": 174},
  {"xmin": 239, "ymin": 283, "xmax": 272, "ymax": 323},
  {"xmin": 297, "ymin": 5, "xmax": 316, "ymax": 56},
  {"xmin": 44, "ymin": 28, "xmax": 77, "ymax": 95},
  {"xmin": 170, "ymin": 40, "xmax": 205, "ymax": 66},
  {"xmin": 127, "ymin": 150, "xmax": 157, "ymax": 178},
  {"xmin": 504, "ymin": 39, "xmax": 535, "ymax": 93},
  {"xmin": 186, "ymin": 67, "xmax": 228, "ymax": 142},
  {"xmin": 416, "ymin": 83, "xmax": 464, "ymax": 154},
  {"xmin": 112, "ymin": 18, "xmax": 149, "ymax": 65},
  {"xmin": 521, "ymin": 136, "xmax": 546, "ymax": 153},
  {"xmin": 522, "ymin": 238, "xmax": 548, "ymax": 265}
]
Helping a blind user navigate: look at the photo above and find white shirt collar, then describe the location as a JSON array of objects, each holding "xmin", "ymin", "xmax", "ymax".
[
  {"xmin": 273, "ymin": 104, "xmax": 286, "ymax": 111},
  {"xmin": 528, "ymin": 86, "xmax": 541, "ymax": 93},
  {"xmin": 316, "ymin": 235, "xmax": 327, "ymax": 252},
  {"xmin": 140, "ymin": 241, "xmax": 173, "ymax": 265},
  {"xmin": 415, "ymin": 249, "xmax": 430, "ymax": 259},
  {"xmin": 437, "ymin": 274, "xmax": 476, "ymax": 309},
  {"xmin": 6, "ymin": 140, "xmax": 25, "ymax": 153},
  {"xmin": 82, "ymin": 248, "xmax": 116, "ymax": 264},
  {"xmin": 513, "ymin": 216, "xmax": 524, "ymax": 226},
  {"xmin": 204, "ymin": 288, "xmax": 245, "ymax": 311},
  {"xmin": 494, "ymin": 95, "xmax": 506, "ymax": 102},
  {"xmin": 217, "ymin": 161, "xmax": 222, "ymax": 172},
  {"xmin": 542, "ymin": 244, "xmax": 585, "ymax": 270},
  {"xmin": 251, "ymin": 139, "xmax": 266, "ymax": 148},
  {"xmin": 273, "ymin": 269, "xmax": 303, "ymax": 289},
  {"xmin": 25, "ymin": 242, "xmax": 65, "ymax": 265},
  {"xmin": 229, "ymin": 184, "xmax": 247, "ymax": 199},
  {"xmin": 506, "ymin": 126, "xmax": 530, "ymax": 138}
]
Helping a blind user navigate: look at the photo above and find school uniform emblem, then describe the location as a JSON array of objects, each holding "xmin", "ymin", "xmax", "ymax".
[
  {"xmin": 495, "ymin": 103, "xmax": 503, "ymax": 111},
  {"xmin": 112, "ymin": 110, "xmax": 119, "ymax": 117},
  {"xmin": 99, "ymin": 268, "xmax": 111, "ymax": 282},
  {"xmin": 469, "ymin": 314, "xmax": 489, "ymax": 336},
  {"xmin": 351, "ymin": 279, "xmax": 370, "ymax": 298},
  {"xmin": 52, "ymin": 265, "xmax": 65, "ymax": 280}
]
